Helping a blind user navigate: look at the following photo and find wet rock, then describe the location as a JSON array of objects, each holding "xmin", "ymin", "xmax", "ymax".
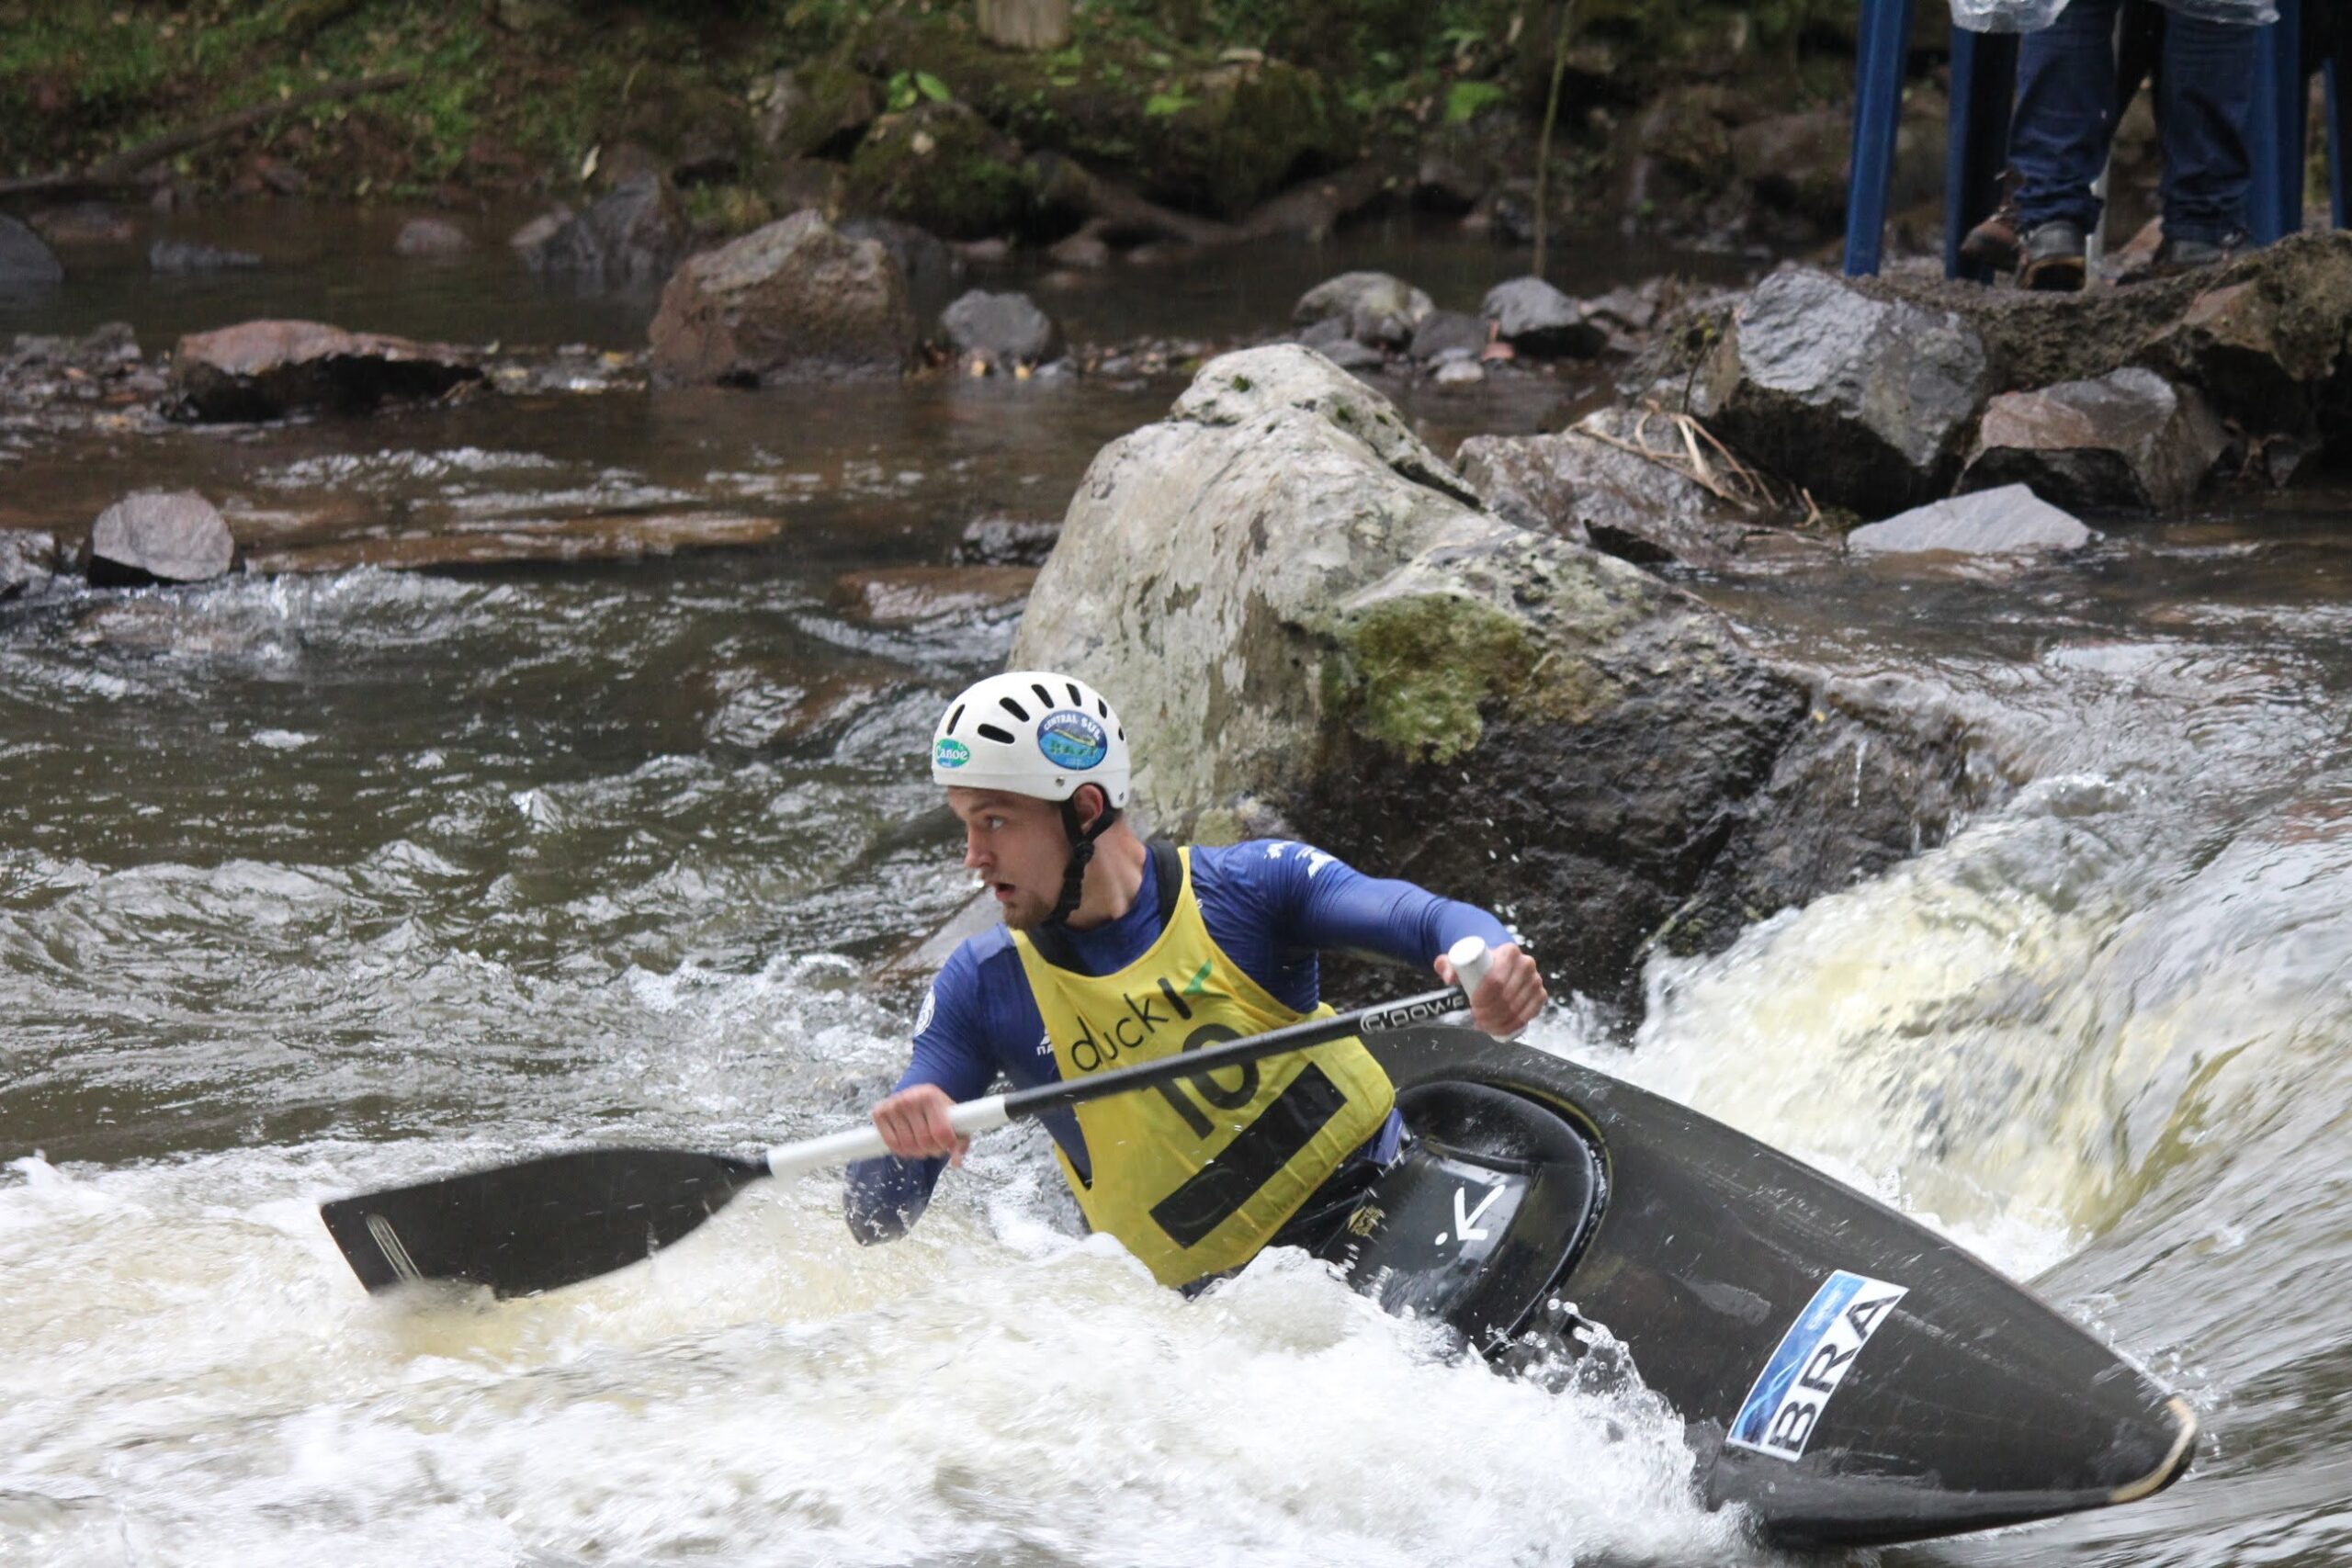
[
  {"xmin": 844, "ymin": 103, "xmax": 1038, "ymax": 242},
  {"xmin": 0, "ymin": 530, "xmax": 61, "ymax": 599},
  {"xmin": 29, "ymin": 204, "xmax": 134, "ymax": 246},
  {"xmin": 1048, "ymin": 231, "xmax": 1111, "ymax": 270},
  {"xmin": 1482, "ymin": 277, "xmax": 1606, "ymax": 359},
  {"xmin": 1409, "ymin": 310, "xmax": 1488, "ymax": 364},
  {"xmin": 85, "ymin": 491, "xmax": 235, "ymax": 585},
  {"xmin": 1961, "ymin": 367, "xmax": 2226, "ymax": 513},
  {"xmin": 1689, "ymin": 268, "xmax": 1992, "ymax": 515},
  {"xmin": 522, "ymin": 175, "xmax": 690, "ymax": 287},
  {"xmin": 1731, "ymin": 108, "xmax": 1859, "ymax": 230},
  {"xmin": 700, "ymin": 661, "xmax": 903, "ymax": 750},
  {"xmin": 954, "ymin": 514, "xmax": 1061, "ymax": 567},
  {"xmin": 6, "ymin": 321, "xmax": 140, "ymax": 370},
  {"xmin": 507, "ymin": 207, "xmax": 572, "ymax": 254},
  {"xmin": 837, "ymin": 215, "xmax": 964, "ymax": 308},
  {"xmin": 1582, "ymin": 284, "xmax": 1661, "ymax": 336},
  {"xmin": 1847, "ymin": 483, "xmax": 2096, "ymax": 558},
  {"xmin": 1294, "ymin": 272, "xmax": 1434, "ymax": 350},
  {"xmin": 939, "ymin": 289, "xmax": 1065, "ymax": 372},
  {"xmin": 1009, "ymin": 345, "xmax": 1979, "ymax": 1001},
  {"xmin": 393, "ymin": 218, "xmax": 472, "ymax": 258},
  {"xmin": 2139, "ymin": 255, "xmax": 2352, "ymax": 446},
  {"xmin": 767, "ymin": 159, "xmax": 846, "ymax": 220},
  {"xmin": 832, "ymin": 565, "xmax": 1036, "ymax": 625},
  {"xmin": 1432, "ymin": 359, "xmax": 1487, "ymax": 389},
  {"xmin": 149, "ymin": 239, "xmax": 262, "ymax": 273},
  {"xmin": 1457, "ymin": 407, "xmax": 1758, "ymax": 570},
  {"xmin": 171, "ymin": 320, "xmax": 482, "ymax": 421},
  {"xmin": 243, "ymin": 513, "xmax": 782, "ymax": 574},
  {"xmin": 649, "ymin": 210, "xmax": 916, "ymax": 388},
  {"xmin": 1, "ymin": 216, "xmax": 66, "ymax": 289}
]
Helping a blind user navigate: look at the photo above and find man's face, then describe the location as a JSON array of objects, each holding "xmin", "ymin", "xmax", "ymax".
[{"xmin": 945, "ymin": 787, "xmax": 1068, "ymax": 930}]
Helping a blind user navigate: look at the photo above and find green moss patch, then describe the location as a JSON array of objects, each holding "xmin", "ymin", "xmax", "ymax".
[{"xmin": 1333, "ymin": 592, "xmax": 1535, "ymax": 765}]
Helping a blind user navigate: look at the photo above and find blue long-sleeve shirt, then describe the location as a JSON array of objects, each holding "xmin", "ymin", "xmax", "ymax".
[{"xmin": 844, "ymin": 839, "xmax": 1512, "ymax": 1241}]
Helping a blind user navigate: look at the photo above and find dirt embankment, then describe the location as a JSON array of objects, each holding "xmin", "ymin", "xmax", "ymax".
[{"xmin": 2, "ymin": 1, "xmax": 1963, "ymax": 253}]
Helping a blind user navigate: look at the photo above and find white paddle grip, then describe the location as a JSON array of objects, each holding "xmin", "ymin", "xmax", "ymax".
[
  {"xmin": 763, "ymin": 1094, "xmax": 1012, "ymax": 1181},
  {"xmin": 1449, "ymin": 935, "xmax": 1493, "ymax": 1003}
]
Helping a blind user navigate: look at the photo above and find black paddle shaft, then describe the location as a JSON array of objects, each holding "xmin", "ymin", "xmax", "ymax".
[{"xmin": 321, "ymin": 974, "xmax": 1478, "ymax": 1298}]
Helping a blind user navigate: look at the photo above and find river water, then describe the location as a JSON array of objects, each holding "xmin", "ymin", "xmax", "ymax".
[{"xmin": 1, "ymin": 209, "xmax": 2346, "ymax": 1567}]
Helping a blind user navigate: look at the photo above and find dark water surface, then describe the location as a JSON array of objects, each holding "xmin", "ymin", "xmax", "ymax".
[{"xmin": 2, "ymin": 210, "xmax": 2346, "ymax": 1566}]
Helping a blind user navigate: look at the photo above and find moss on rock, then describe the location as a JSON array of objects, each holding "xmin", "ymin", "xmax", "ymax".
[
  {"xmin": 1332, "ymin": 592, "xmax": 1536, "ymax": 765},
  {"xmin": 843, "ymin": 101, "xmax": 1038, "ymax": 239}
]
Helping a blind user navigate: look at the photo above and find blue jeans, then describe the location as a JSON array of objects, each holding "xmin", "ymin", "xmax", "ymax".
[{"xmin": 2012, "ymin": 0, "xmax": 2258, "ymax": 246}]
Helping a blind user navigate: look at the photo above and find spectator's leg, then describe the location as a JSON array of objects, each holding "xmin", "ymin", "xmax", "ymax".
[
  {"xmin": 2013, "ymin": 0, "xmax": 2125, "ymax": 236},
  {"xmin": 2158, "ymin": 9, "xmax": 2259, "ymax": 250}
]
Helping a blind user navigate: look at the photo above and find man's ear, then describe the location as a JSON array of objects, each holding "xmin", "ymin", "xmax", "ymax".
[{"xmin": 1070, "ymin": 783, "xmax": 1109, "ymax": 832}]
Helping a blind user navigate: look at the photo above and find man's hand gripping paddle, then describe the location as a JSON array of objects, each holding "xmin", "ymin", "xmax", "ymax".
[{"xmin": 319, "ymin": 939, "xmax": 1499, "ymax": 1298}]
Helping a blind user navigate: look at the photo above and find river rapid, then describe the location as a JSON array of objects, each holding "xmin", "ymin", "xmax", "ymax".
[{"xmin": 2, "ymin": 213, "xmax": 2346, "ymax": 1567}]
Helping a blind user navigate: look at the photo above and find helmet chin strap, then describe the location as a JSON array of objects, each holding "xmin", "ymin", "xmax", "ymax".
[{"xmin": 1046, "ymin": 793, "xmax": 1120, "ymax": 927}]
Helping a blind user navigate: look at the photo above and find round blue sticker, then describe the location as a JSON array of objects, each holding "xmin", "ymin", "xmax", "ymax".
[{"xmin": 1036, "ymin": 709, "xmax": 1108, "ymax": 771}]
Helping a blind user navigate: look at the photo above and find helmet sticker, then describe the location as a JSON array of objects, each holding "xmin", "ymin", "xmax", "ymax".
[
  {"xmin": 933, "ymin": 738, "xmax": 971, "ymax": 769},
  {"xmin": 1036, "ymin": 710, "xmax": 1109, "ymax": 770}
]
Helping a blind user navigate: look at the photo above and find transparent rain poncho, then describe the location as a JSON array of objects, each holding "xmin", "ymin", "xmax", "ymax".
[{"xmin": 1950, "ymin": 0, "xmax": 2278, "ymax": 31}]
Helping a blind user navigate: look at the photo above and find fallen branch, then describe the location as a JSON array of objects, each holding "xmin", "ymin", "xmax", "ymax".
[
  {"xmin": 1580, "ymin": 406, "xmax": 1821, "ymax": 525},
  {"xmin": 0, "ymin": 72, "xmax": 413, "ymax": 201},
  {"xmin": 1041, "ymin": 156, "xmax": 1390, "ymax": 252}
]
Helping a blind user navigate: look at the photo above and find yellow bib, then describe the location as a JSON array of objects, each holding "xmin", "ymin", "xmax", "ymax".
[{"xmin": 1012, "ymin": 846, "xmax": 1396, "ymax": 1287}]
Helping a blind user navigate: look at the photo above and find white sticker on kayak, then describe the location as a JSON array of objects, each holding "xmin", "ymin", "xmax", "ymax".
[{"xmin": 1725, "ymin": 1269, "xmax": 1907, "ymax": 1461}]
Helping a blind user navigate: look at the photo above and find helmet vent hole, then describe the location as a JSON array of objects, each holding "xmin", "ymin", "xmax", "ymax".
[
  {"xmin": 1067, "ymin": 681, "xmax": 1082, "ymax": 705},
  {"xmin": 945, "ymin": 704, "xmax": 966, "ymax": 736},
  {"xmin": 1030, "ymin": 682, "xmax": 1055, "ymax": 709},
  {"xmin": 1116, "ymin": 726, "xmax": 1125, "ymax": 739},
  {"xmin": 1095, "ymin": 697, "xmax": 1106, "ymax": 717},
  {"xmin": 997, "ymin": 696, "xmax": 1030, "ymax": 722},
  {"xmin": 977, "ymin": 722, "xmax": 1017, "ymax": 744}
]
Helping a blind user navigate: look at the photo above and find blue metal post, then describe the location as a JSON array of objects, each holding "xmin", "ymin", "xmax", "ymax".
[
  {"xmin": 2247, "ymin": 0, "xmax": 2303, "ymax": 243},
  {"xmin": 1844, "ymin": 0, "xmax": 1917, "ymax": 276}
]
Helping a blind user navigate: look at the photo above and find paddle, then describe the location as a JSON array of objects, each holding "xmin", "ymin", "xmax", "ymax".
[{"xmin": 320, "ymin": 938, "xmax": 1498, "ymax": 1298}]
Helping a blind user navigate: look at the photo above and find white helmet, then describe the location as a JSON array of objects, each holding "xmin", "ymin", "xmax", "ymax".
[{"xmin": 931, "ymin": 670, "xmax": 1132, "ymax": 807}]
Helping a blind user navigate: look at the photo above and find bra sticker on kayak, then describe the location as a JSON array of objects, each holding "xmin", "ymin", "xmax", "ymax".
[{"xmin": 1726, "ymin": 1269, "xmax": 1908, "ymax": 1461}]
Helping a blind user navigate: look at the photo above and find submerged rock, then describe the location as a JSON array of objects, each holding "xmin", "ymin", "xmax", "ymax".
[
  {"xmin": 85, "ymin": 491, "xmax": 235, "ymax": 585},
  {"xmin": 1483, "ymin": 277, "xmax": 1606, "ymax": 359},
  {"xmin": 1847, "ymin": 484, "xmax": 2096, "ymax": 558},
  {"xmin": 520, "ymin": 175, "xmax": 690, "ymax": 286},
  {"xmin": 148, "ymin": 239, "xmax": 262, "ymax": 273},
  {"xmin": 1009, "ymin": 344, "xmax": 1983, "ymax": 1001},
  {"xmin": 1294, "ymin": 272, "xmax": 1434, "ymax": 349},
  {"xmin": 1409, "ymin": 310, "xmax": 1488, "ymax": 364},
  {"xmin": 29, "ymin": 204, "xmax": 134, "ymax": 246},
  {"xmin": 393, "ymin": 218, "xmax": 472, "ymax": 258},
  {"xmin": 648, "ymin": 210, "xmax": 916, "ymax": 387},
  {"xmin": 171, "ymin": 321, "xmax": 481, "ymax": 421},
  {"xmin": 831, "ymin": 565, "xmax": 1036, "ymax": 625},
  {"xmin": 0, "ymin": 217, "xmax": 66, "ymax": 289},
  {"xmin": 939, "ymin": 288, "xmax": 1065, "ymax": 372},
  {"xmin": 954, "ymin": 514, "xmax": 1061, "ymax": 567},
  {"xmin": 243, "ymin": 513, "xmax": 782, "ymax": 574},
  {"xmin": 1961, "ymin": 367, "xmax": 2226, "ymax": 513},
  {"xmin": 0, "ymin": 530, "xmax": 61, "ymax": 599},
  {"xmin": 837, "ymin": 215, "xmax": 964, "ymax": 307},
  {"xmin": 1688, "ymin": 268, "xmax": 1992, "ymax": 515}
]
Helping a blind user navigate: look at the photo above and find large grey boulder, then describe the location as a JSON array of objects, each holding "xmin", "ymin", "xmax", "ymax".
[
  {"xmin": 1482, "ymin": 276, "xmax": 1606, "ymax": 359},
  {"xmin": 1457, "ymin": 407, "xmax": 1762, "ymax": 570},
  {"xmin": 1010, "ymin": 345, "xmax": 1983, "ymax": 1000},
  {"xmin": 85, "ymin": 492, "xmax": 235, "ymax": 585},
  {"xmin": 1294, "ymin": 272, "xmax": 1434, "ymax": 349},
  {"xmin": 1688, "ymin": 268, "xmax": 1993, "ymax": 515},
  {"xmin": 1847, "ymin": 484, "xmax": 2096, "ymax": 558},
  {"xmin": 1, "ymin": 530, "xmax": 60, "ymax": 599},
  {"xmin": 939, "ymin": 288, "xmax": 1065, "ymax": 372},
  {"xmin": 171, "ymin": 321, "xmax": 481, "ymax": 421},
  {"xmin": 1960, "ymin": 367, "xmax": 2226, "ymax": 513},
  {"xmin": 0, "ymin": 216, "xmax": 65, "ymax": 289},
  {"xmin": 649, "ymin": 210, "xmax": 916, "ymax": 387},
  {"xmin": 521, "ymin": 175, "xmax": 689, "ymax": 287}
]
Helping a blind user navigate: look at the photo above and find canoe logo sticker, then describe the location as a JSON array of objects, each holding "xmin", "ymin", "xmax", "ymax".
[
  {"xmin": 1036, "ymin": 710, "xmax": 1108, "ymax": 771},
  {"xmin": 1726, "ymin": 1269, "xmax": 1907, "ymax": 1461},
  {"xmin": 934, "ymin": 738, "xmax": 970, "ymax": 769}
]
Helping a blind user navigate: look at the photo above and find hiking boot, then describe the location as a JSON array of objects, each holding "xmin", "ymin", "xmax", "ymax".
[
  {"xmin": 1959, "ymin": 197, "xmax": 2023, "ymax": 274},
  {"xmin": 2018, "ymin": 220, "xmax": 2086, "ymax": 293},
  {"xmin": 2144, "ymin": 229, "xmax": 2245, "ymax": 279}
]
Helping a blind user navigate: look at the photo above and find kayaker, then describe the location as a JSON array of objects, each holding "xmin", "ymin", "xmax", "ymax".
[{"xmin": 844, "ymin": 670, "xmax": 1547, "ymax": 1288}]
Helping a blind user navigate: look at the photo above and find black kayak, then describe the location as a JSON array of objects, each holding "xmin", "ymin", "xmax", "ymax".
[{"xmin": 1317, "ymin": 1024, "xmax": 2196, "ymax": 1548}]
